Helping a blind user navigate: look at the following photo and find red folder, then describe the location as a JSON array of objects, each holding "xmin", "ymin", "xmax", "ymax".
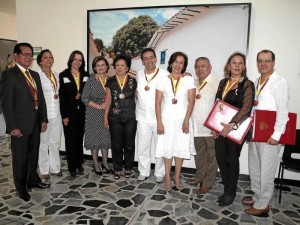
[
  {"xmin": 203, "ymin": 99, "xmax": 253, "ymax": 144},
  {"xmin": 251, "ymin": 110, "xmax": 297, "ymax": 145}
]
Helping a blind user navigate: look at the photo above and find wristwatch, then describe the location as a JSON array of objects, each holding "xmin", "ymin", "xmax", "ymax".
[{"xmin": 232, "ymin": 121, "xmax": 239, "ymax": 130}]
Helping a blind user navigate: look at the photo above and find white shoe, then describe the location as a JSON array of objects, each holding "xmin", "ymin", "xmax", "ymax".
[
  {"xmin": 137, "ymin": 175, "xmax": 147, "ymax": 181},
  {"xmin": 156, "ymin": 176, "xmax": 164, "ymax": 183}
]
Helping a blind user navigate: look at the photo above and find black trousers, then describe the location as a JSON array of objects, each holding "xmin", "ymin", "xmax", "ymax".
[
  {"xmin": 11, "ymin": 112, "xmax": 41, "ymax": 194},
  {"xmin": 215, "ymin": 136, "xmax": 244, "ymax": 196},
  {"xmin": 63, "ymin": 110, "xmax": 85, "ymax": 172},
  {"xmin": 109, "ymin": 117, "xmax": 137, "ymax": 171}
]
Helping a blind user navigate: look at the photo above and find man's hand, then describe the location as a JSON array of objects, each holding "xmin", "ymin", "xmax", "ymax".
[
  {"xmin": 267, "ymin": 137, "xmax": 279, "ymax": 145},
  {"xmin": 41, "ymin": 122, "xmax": 47, "ymax": 132},
  {"xmin": 63, "ymin": 118, "xmax": 69, "ymax": 126}
]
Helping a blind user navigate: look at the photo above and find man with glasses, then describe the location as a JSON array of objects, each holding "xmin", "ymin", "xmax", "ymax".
[
  {"xmin": 242, "ymin": 50, "xmax": 289, "ymax": 216},
  {"xmin": 0, "ymin": 42, "xmax": 50, "ymax": 202},
  {"xmin": 136, "ymin": 48, "xmax": 169, "ymax": 183}
]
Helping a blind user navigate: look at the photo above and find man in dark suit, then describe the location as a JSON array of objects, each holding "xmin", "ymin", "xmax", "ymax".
[{"xmin": 0, "ymin": 42, "xmax": 50, "ymax": 202}]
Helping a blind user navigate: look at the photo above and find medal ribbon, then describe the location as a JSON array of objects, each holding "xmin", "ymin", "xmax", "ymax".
[
  {"xmin": 72, "ymin": 73, "xmax": 80, "ymax": 91},
  {"xmin": 24, "ymin": 70, "xmax": 39, "ymax": 107},
  {"xmin": 170, "ymin": 76, "xmax": 181, "ymax": 98},
  {"xmin": 46, "ymin": 71, "xmax": 58, "ymax": 93},
  {"xmin": 144, "ymin": 68, "xmax": 159, "ymax": 84},
  {"xmin": 255, "ymin": 76, "xmax": 270, "ymax": 99},
  {"xmin": 222, "ymin": 80, "xmax": 237, "ymax": 100},
  {"xmin": 97, "ymin": 76, "xmax": 107, "ymax": 92},
  {"xmin": 116, "ymin": 74, "xmax": 128, "ymax": 92},
  {"xmin": 197, "ymin": 80, "xmax": 207, "ymax": 94}
]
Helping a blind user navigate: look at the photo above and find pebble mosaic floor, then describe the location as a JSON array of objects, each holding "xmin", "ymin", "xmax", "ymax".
[{"xmin": 1, "ymin": 136, "xmax": 300, "ymax": 225}]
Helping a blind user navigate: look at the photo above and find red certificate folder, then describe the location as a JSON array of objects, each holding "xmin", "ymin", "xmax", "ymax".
[
  {"xmin": 251, "ymin": 110, "xmax": 297, "ymax": 145},
  {"xmin": 203, "ymin": 99, "xmax": 253, "ymax": 144}
]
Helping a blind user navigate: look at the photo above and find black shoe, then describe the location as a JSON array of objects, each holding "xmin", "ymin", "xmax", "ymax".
[
  {"xmin": 77, "ymin": 167, "xmax": 84, "ymax": 175},
  {"xmin": 70, "ymin": 171, "xmax": 77, "ymax": 177},
  {"xmin": 93, "ymin": 165, "xmax": 103, "ymax": 176},
  {"xmin": 18, "ymin": 192, "xmax": 31, "ymax": 202},
  {"xmin": 218, "ymin": 195, "xmax": 235, "ymax": 207},
  {"xmin": 27, "ymin": 182, "xmax": 50, "ymax": 189},
  {"xmin": 101, "ymin": 164, "xmax": 114, "ymax": 174},
  {"xmin": 217, "ymin": 194, "xmax": 225, "ymax": 202}
]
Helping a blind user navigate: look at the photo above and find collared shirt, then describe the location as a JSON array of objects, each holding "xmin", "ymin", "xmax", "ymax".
[
  {"xmin": 192, "ymin": 74, "xmax": 220, "ymax": 137},
  {"xmin": 253, "ymin": 70, "xmax": 289, "ymax": 141},
  {"xmin": 38, "ymin": 69, "xmax": 60, "ymax": 119},
  {"xmin": 136, "ymin": 67, "xmax": 169, "ymax": 123}
]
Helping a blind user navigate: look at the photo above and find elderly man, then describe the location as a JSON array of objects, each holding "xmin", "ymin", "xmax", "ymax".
[
  {"xmin": 136, "ymin": 48, "xmax": 169, "ymax": 183},
  {"xmin": 242, "ymin": 50, "xmax": 289, "ymax": 216},
  {"xmin": 0, "ymin": 42, "xmax": 50, "ymax": 202},
  {"xmin": 189, "ymin": 57, "xmax": 220, "ymax": 194}
]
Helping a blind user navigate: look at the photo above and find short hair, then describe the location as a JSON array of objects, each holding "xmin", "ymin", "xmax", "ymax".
[
  {"xmin": 224, "ymin": 52, "xmax": 247, "ymax": 78},
  {"xmin": 37, "ymin": 49, "xmax": 53, "ymax": 66},
  {"xmin": 257, "ymin": 49, "xmax": 275, "ymax": 61},
  {"xmin": 141, "ymin": 48, "xmax": 156, "ymax": 60},
  {"xmin": 92, "ymin": 56, "xmax": 109, "ymax": 74},
  {"xmin": 167, "ymin": 51, "xmax": 188, "ymax": 73},
  {"xmin": 113, "ymin": 54, "xmax": 131, "ymax": 73},
  {"xmin": 194, "ymin": 57, "xmax": 211, "ymax": 66},
  {"xmin": 13, "ymin": 42, "xmax": 33, "ymax": 54},
  {"xmin": 67, "ymin": 50, "xmax": 86, "ymax": 72}
]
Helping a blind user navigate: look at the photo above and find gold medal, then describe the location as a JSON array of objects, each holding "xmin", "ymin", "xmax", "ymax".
[
  {"xmin": 54, "ymin": 94, "xmax": 58, "ymax": 99},
  {"xmin": 253, "ymin": 100, "xmax": 258, "ymax": 106},
  {"xmin": 75, "ymin": 93, "xmax": 81, "ymax": 99},
  {"xmin": 119, "ymin": 93, "xmax": 125, "ymax": 99},
  {"xmin": 172, "ymin": 98, "xmax": 178, "ymax": 104},
  {"xmin": 144, "ymin": 85, "xmax": 150, "ymax": 91},
  {"xmin": 196, "ymin": 94, "xmax": 201, "ymax": 99}
]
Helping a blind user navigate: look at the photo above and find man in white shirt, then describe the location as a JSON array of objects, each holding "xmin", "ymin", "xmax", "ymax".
[
  {"xmin": 243, "ymin": 50, "xmax": 289, "ymax": 216},
  {"xmin": 136, "ymin": 48, "xmax": 169, "ymax": 182},
  {"xmin": 189, "ymin": 57, "xmax": 220, "ymax": 194}
]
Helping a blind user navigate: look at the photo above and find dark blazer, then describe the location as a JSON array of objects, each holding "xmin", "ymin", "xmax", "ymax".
[
  {"xmin": 0, "ymin": 65, "xmax": 47, "ymax": 135},
  {"xmin": 59, "ymin": 69, "xmax": 89, "ymax": 120}
]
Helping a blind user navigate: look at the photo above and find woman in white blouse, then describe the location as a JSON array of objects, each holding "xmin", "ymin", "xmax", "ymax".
[{"xmin": 37, "ymin": 49, "xmax": 62, "ymax": 179}]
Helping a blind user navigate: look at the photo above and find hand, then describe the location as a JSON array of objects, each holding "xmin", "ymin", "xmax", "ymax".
[
  {"xmin": 219, "ymin": 122, "xmax": 235, "ymax": 137},
  {"xmin": 10, "ymin": 129, "xmax": 23, "ymax": 138},
  {"xmin": 41, "ymin": 122, "xmax": 47, "ymax": 132},
  {"xmin": 267, "ymin": 137, "xmax": 279, "ymax": 145},
  {"xmin": 104, "ymin": 117, "xmax": 109, "ymax": 128},
  {"xmin": 182, "ymin": 72, "xmax": 192, "ymax": 77},
  {"xmin": 157, "ymin": 122, "xmax": 164, "ymax": 135},
  {"xmin": 211, "ymin": 130, "xmax": 219, "ymax": 139},
  {"xmin": 182, "ymin": 122, "xmax": 189, "ymax": 134},
  {"xmin": 63, "ymin": 118, "xmax": 69, "ymax": 126},
  {"xmin": 100, "ymin": 102, "xmax": 109, "ymax": 109}
]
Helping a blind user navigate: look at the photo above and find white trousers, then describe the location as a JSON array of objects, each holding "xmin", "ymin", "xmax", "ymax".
[
  {"xmin": 38, "ymin": 115, "xmax": 62, "ymax": 174},
  {"xmin": 248, "ymin": 142, "xmax": 281, "ymax": 209},
  {"xmin": 136, "ymin": 121, "xmax": 165, "ymax": 177}
]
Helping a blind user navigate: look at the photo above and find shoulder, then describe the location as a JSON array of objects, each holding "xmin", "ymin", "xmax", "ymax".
[
  {"xmin": 158, "ymin": 68, "xmax": 169, "ymax": 76},
  {"xmin": 59, "ymin": 68, "xmax": 69, "ymax": 77}
]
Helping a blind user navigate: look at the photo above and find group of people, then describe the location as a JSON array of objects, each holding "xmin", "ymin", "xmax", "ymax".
[{"xmin": 0, "ymin": 42, "xmax": 289, "ymax": 217}]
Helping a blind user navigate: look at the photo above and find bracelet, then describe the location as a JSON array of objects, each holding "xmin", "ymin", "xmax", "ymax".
[{"xmin": 232, "ymin": 121, "xmax": 239, "ymax": 130}]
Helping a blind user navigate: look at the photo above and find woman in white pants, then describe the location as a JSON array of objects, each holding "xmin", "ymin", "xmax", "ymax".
[{"xmin": 37, "ymin": 49, "xmax": 62, "ymax": 179}]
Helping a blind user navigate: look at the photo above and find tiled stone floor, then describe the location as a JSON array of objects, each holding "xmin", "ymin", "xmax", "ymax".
[{"xmin": 1, "ymin": 136, "xmax": 300, "ymax": 225}]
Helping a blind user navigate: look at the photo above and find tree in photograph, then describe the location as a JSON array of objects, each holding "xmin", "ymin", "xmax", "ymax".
[{"xmin": 112, "ymin": 15, "xmax": 159, "ymax": 58}]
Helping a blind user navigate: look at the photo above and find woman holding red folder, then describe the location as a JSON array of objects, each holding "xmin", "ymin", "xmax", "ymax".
[{"xmin": 212, "ymin": 52, "xmax": 254, "ymax": 206}]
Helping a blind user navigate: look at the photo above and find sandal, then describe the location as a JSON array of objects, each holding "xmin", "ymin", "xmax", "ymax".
[
  {"xmin": 114, "ymin": 171, "xmax": 121, "ymax": 180},
  {"xmin": 124, "ymin": 170, "xmax": 131, "ymax": 178}
]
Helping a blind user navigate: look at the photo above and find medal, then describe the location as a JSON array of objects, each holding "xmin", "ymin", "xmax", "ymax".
[
  {"xmin": 253, "ymin": 100, "xmax": 258, "ymax": 106},
  {"xmin": 119, "ymin": 93, "xmax": 125, "ymax": 99},
  {"xmin": 170, "ymin": 75, "xmax": 181, "ymax": 105},
  {"xmin": 196, "ymin": 94, "xmax": 201, "ymax": 99},
  {"xmin": 54, "ymin": 94, "xmax": 58, "ymax": 99},
  {"xmin": 172, "ymin": 98, "xmax": 178, "ymax": 104},
  {"xmin": 196, "ymin": 80, "xmax": 207, "ymax": 100},
  {"xmin": 144, "ymin": 68, "xmax": 159, "ymax": 91},
  {"xmin": 76, "ymin": 93, "xmax": 81, "ymax": 99},
  {"xmin": 144, "ymin": 85, "xmax": 150, "ymax": 91}
]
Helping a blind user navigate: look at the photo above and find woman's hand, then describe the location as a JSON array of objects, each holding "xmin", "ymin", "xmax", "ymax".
[
  {"xmin": 104, "ymin": 117, "xmax": 109, "ymax": 128},
  {"xmin": 219, "ymin": 122, "xmax": 235, "ymax": 137},
  {"xmin": 211, "ymin": 130, "xmax": 219, "ymax": 139},
  {"xmin": 97, "ymin": 102, "xmax": 108, "ymax": 110},
  {"xmin": 63, "ymin": 118, "xmax": 69, "ymax": 126},
  {"xmin": 182, "ymin": 121, "xmax": 189, "ymax": 134},
  {"xmin": 157, "ymin": 122, "xmax": 164, "ymax": 135}
]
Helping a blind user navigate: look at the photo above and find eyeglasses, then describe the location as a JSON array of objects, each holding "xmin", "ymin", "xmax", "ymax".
[
  {"xmin": 18, "ymin": 52, "xmax": 33, "ymax": 57},
  {"xmin": 257, "ymin": 59, "xmax": 273, "ymax": 64}
]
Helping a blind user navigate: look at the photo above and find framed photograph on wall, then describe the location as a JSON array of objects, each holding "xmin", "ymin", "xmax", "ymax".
[
  {"xmin": 33, "ymin": 47, "xmax": 42, "ymax": 60},
  {"xmin": 87, "ymin": 3, "xmax": 251, "ymax": 76}
]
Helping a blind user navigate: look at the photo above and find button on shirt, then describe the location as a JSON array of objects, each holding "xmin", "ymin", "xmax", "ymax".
[
  {"xmin": 253, "ymin": 71, "xmax": 289, "ymax": 141},
  {"xmin": 192, "ymin": 74, "xmax": 220, "ymax": 137},
  {"xmin": 136, "ymin": 68, "xmax": 169, "ymax": 123}
]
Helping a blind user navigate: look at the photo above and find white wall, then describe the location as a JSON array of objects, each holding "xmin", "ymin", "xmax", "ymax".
[
  {"xmin": 0, "ymin": 12, "xmax": 17, "ymax": 40},
  {"xmin": 15, "ymin": 0, "xmax": 300, "ymax": 180}
]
